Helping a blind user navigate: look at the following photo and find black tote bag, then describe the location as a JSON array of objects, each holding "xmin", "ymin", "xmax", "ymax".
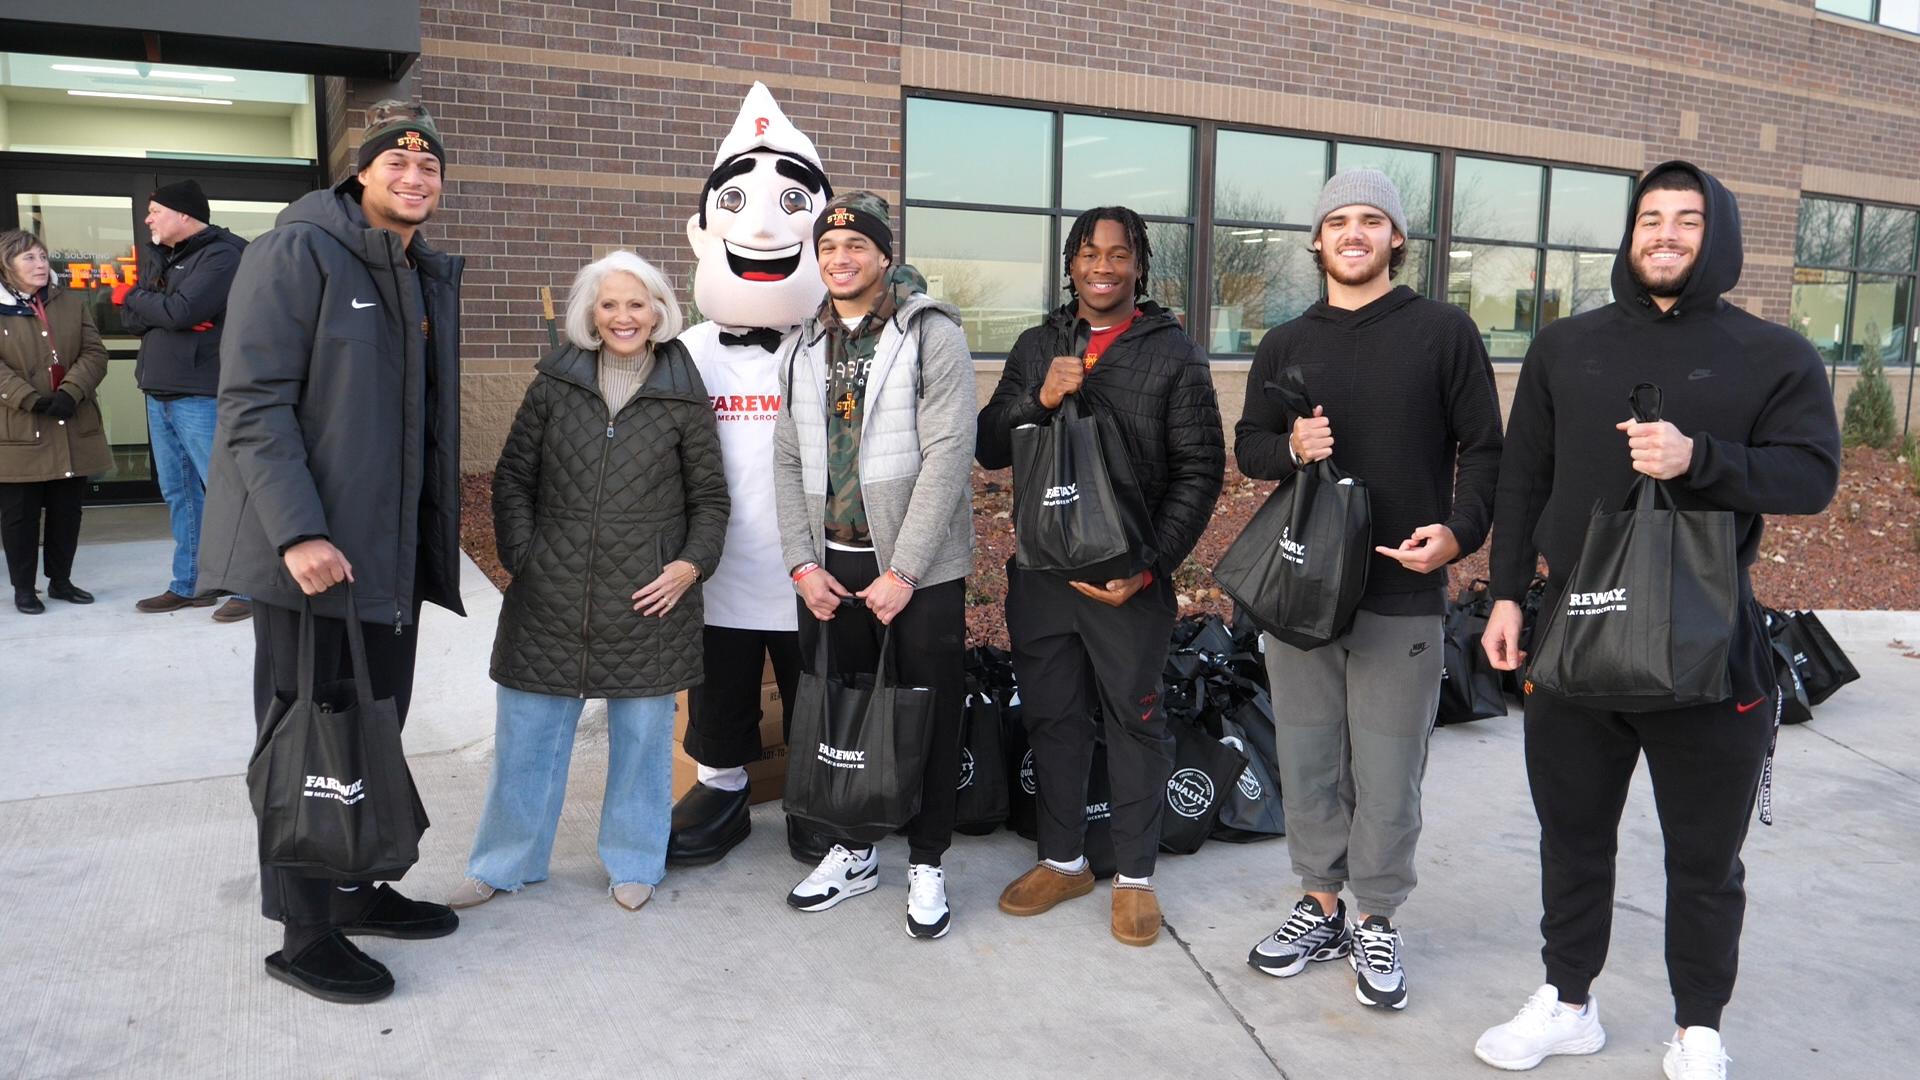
[
  {"xmin": 1212, "ymin": 368, "xmax": 1372, "ymax": 650},
  {"xmin": 1210, "ymin": 696, "xmax": 1287, "ymax": 843},
  {"xmin": 1770, "ymin": 608, "xmax": 1859, "ymax": 707},
  {"xmin": 1763, "ymin": 609, "xmax": 1814, "ymax": 725},
  {"xmin": 1437, "ymin": 581, "xmax": 1508, "ymax": 726},
  {"xmin": 1158, "ymin": 716, "xmax": 1250, "ymax": 855},
  {"xmin": 1528, "ymin": 384, "xmax": 1739, "ymax": 711},
  {"xmin": 953, "ymin": 675, "xmax": 1011, "ymax": 835},
  {"xmin": 782, "ymin": 627, "xmax": 937, "ymax": 844},
  {"xmin": 247, "ymin": 590, "xmax": 428, "ymax": 880},
  {"xmin": 1010, "ymin": 323, "xmax": 1157, "ymax": 583}
]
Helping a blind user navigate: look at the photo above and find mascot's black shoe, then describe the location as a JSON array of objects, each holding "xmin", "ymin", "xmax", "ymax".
[
  {"xmin": 264, "ymin": 931, "xmax": 394, "ymax": 1004},
  {"xmin": 666, "ymin": 782, "xmax": 751, "ymax": 866},
  {"xmin": 787, "ymin": 814, "xmax": 832, "ymax": 865}
]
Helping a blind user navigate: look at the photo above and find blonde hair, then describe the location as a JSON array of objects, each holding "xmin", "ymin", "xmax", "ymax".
[{"xmin": 564, "ymin": 251, "xmax": 684, "ymax": 351}]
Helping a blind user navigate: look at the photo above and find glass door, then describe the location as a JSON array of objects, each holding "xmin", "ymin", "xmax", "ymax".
[{"xmin": 2, "ymin": 161, "xmax": 316, "ymax": 502}]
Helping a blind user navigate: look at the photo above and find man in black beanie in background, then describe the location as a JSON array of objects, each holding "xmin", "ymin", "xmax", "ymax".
[
  {"xmin": 200, "ymin": 101, "xmax": 466, "ymax": 1004},
  {"xmin": 120, "ymin": 179, "xmax": 249, "ymax": 620}
]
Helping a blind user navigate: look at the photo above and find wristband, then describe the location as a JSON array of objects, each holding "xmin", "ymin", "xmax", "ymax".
[
  {"xmin": 887, "ymin": 567, "xmax": 919, "ymax": 590},
  {"xmin": 1140, "ymin": 568, "xmax": 1154, "ymax": 588},
  {"xmin": 791, "ymin": 561, "xmax": 820, "ymax": 584}
]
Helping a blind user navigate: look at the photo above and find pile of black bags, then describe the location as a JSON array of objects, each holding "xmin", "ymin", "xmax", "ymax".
[
  {"xmin": 957, "ymin": 613, "xmax": 1287, "ymax": 874},
  {"xmin": 1763, "ymin": 607, "xmax": 1860, "ymax": 724}
]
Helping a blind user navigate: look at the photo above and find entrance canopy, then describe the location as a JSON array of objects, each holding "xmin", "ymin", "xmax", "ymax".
[{"xmin": 0, "ymin": 1, "xmax": 419, "ymax": 81}]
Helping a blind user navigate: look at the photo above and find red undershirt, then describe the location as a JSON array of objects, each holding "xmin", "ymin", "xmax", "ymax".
[{"xmin": 1083, "ymin": 310, "xmax": 1136, "ymax": 371}]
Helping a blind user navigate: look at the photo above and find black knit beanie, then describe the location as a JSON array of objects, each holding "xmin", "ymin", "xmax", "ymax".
[
  {"xmin": 814, "ymin": 192, "xmax": 894, "ymax": 257},
  {"xmin": 149, "ymin": 180, "xmax": 210, "ymax": 224}
]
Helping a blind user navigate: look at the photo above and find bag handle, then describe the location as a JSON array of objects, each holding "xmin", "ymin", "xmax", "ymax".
[
  {"xmin": 808, "ymin": 598, "xmax": 901, "ymax": 687},
  {"xmin": 1624, "ymin": 382, "xmax": 1678, "ymax": 512},
  {"xmin": 298, "ymin": 581, "xmax": 377, "ymax": 709}
]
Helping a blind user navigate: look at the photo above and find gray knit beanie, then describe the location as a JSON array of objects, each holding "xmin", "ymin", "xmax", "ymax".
[{"xmin": 1312, "ymin": 169, "xmax": 1407, "ymax": 238}]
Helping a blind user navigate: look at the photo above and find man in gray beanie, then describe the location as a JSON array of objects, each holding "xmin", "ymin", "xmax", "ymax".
[{"xmin": 1234, "ymin": 168, "xmax": 1503, "ymax": 1010}]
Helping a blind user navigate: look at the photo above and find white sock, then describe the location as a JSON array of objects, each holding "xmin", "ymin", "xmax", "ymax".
[
  {"xmin": 1115, "ymin": 873, "xmax": 1152, "ymax": 889},
  {"xmin": 696, "ymin": 764, "xmax": 749, "ymax": 791},
  {"xmin": 1043, "ymin": 855, "xmax": 1087, "ymax": 873}
]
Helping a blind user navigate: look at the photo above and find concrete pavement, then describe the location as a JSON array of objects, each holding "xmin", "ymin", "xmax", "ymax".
[{"xmin": 3, "ymin": 506, "xmax": 1917, "ymax": 1079}]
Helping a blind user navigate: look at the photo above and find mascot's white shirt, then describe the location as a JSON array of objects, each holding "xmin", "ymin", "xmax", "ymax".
[{"xmin": 679, "ymin": 319, "xmax": 798, "ymax": 632}]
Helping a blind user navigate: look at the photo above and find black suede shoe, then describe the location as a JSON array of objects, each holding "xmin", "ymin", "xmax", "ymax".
[
  {"xmin": 14, "ymin": 591, "xmax": 44, "ymax": 615},
  {"xmin": 337, "ymin": 883, "xmax": 460, "ymax": 940},
  {"xmin": 264, "ymin": 930, "xmax": 394, "ymax": 1004},
  {"xmin": 787, "ymin": 814, "xmax": 832, "ymax": 865},
  {"xmin": 47, "ymin": 580, "xmax": 93, "ymax": 604},
  {"xmin": 666, "ymin": 782, "xmax": 752, "ymax": 866}
]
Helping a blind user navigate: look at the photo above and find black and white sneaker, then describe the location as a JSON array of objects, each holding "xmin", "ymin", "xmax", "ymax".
[
  {"xmin": 1248, "ymin": 895, "xmax": 1351, "ymax": 977},
  {"xmin": 905, "ymin": 863, "xmax": 951, "ymax": 939},
  {"xmin": 786, "ymin": 844, "xmax": 878, "ymax": 912},
  {"xmin": 1350, "ymin": 914, "xmax": 1407, "ymax": 1010}
]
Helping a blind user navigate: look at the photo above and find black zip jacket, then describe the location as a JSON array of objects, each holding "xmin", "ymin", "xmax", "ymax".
[
  {"xmin": 1491, "ymin": 161, "xmax": 1841, "ymax": 699},
  {"xmin": 120, "ymin": 225, "xmax": 247, "ymax": 397},
  {"xmin": 199, "ymin": 177, "xmax": 467, "ymax": 627},
  {"xmin": 1237, "ymin": 285, "xmax": 1503, "ymax": 616},
  {"xmin": 977, "ymin": 301, "xmax": 1225, "ymax": 578}
]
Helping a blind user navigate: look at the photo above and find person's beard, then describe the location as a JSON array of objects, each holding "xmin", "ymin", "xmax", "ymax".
[
  {"xmin": 1319, "ymin": 243, "xmax": 1391, "ymax": 288},
  {"xmin": 1631, "ymin": 246, "xmax": 1694, "ymax": 298}
]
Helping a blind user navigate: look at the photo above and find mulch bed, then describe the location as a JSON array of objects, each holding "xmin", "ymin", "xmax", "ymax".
[{"xmin": 459, "ymin": 447, "xmax": 1919, "ymax": 649}]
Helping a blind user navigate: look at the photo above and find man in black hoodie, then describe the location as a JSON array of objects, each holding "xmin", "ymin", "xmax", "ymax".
[
  {"xmin": 200, "ymin": 101, "xmax": 467, "ymax": 1006},
  {"xmin": 979, "ymin": 206, "xmax": 1224, "ymax": 948},
  {"xmin": 120, "ymin": 180, "xmax": 249, "ymax": 620},
  {"xmin": 1472, "ymin": 163, "xmax": 1839, "ymax": 1078},
  {"xmin": 1236, "ymin": 169, "xmax": 1502, "ymax": 1011}
]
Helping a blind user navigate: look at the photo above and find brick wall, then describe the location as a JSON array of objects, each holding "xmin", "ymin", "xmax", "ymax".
[{"xmin": 334, "ymin": 0, "xmax": 1920, "ymax": 468}]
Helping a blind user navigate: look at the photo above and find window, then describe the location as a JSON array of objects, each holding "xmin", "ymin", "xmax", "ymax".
[
  {"xmin": 1790, "ymin": 196, "xmax": 1919, "ymax": 369},
  {"xmin": 903, "ymin": 93, "xmax": 1632, "ymax": 362},
  {"xmin": 904, "ymin": 98, "xmax": 1193, "ymax": 353},
  {"xmin": 1447, "ymin": 158, "xmax": 1628, "ymax": 358},
  {"xmin": 1818, "ymin": 0, "xmax": 1920, "ymax": 33},
  {"xmin": 1208, "ymin": 131, "xmax": 1437, "ymax": 353}
]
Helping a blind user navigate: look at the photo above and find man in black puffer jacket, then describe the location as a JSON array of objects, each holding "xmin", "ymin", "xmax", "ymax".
[{"xmin": 978, "ymin": 206, "xmax": 1224, "ymax": 948}]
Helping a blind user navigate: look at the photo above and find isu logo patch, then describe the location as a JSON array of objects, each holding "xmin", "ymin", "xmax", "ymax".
[
  {"xmin": 1523, "ymin": 679, "xmax": 1535, "ymax": 696},
  {"xmin": 824, "ymin": 207, "xmax": 858, "ymax": 229},
  {"xmin": 396, "ymin": 130, "xmax": 431, "ymax": 153}
]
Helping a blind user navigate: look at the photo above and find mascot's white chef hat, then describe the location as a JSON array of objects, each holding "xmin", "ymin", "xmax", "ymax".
[{"xmin": 712, "ymin": 81, "xmax": 823, "ymax": 172}]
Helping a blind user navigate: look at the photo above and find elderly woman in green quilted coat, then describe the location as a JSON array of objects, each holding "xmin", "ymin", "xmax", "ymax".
[{"xmin": 453, "ymin": 251, "xmax": 728, "ymax": 913}]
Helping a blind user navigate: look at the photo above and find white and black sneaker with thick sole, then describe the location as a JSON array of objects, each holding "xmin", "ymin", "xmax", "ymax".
[
  {"xmin": 1473, "ymin": 984, "xmax": 1606, "ymax": 1070},
  {"xmin": 905, "ymin": 863, "xmax": 951, "ymax": 939},
  {"xmin": 786, "ymin": 844, "xmax": 878, "ymax": 912},
  {"xmin": 1349, "ymin": 914, "xmax": 1408, "ymax": 1010},
  {"xmin": 1248, "ymin": 895, "xmax": 1351, "ymax": 977}
]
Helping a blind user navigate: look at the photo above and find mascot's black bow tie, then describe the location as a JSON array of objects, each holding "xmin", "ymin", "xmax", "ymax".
[{"xmin": 719, "ymin": 328, "xmax": 784, "ymax": 352}]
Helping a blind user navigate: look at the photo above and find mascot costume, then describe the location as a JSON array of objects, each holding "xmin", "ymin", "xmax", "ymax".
[{"xmin": 668, "ymin": 83, "xmax": 833, "ymax": 866}]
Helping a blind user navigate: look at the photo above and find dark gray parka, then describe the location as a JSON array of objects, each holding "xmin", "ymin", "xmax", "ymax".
[
  {"xmin": 489, "ymin": 341, "xmax": 729, "ymax": 698},
  {"xmin": 198, "ymin": 178, "xmax": 466, "ymax": 626}
]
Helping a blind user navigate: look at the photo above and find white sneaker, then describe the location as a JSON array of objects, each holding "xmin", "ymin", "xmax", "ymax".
[
  {"xmin": 786, "ymin": 844, "xmax": 878, "ymax": 912},
  {"xmin": 1663, "ymin": 1027, "xmax": 1728, "ymax": 1080},
  {"xmin": 1473, "ymin": 984, "xmax": 1607, "ymax": 1070},
  {"xmin": 905, "ymin": 863, "xmax": 951, "ymax": 939}
]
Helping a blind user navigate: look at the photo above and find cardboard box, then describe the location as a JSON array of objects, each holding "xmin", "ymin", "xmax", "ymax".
[{"xmin": 671, "ymin": 682, "xmax": 786, "ymax": 805}]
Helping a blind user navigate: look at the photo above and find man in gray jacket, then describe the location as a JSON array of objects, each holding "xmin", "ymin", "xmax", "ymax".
[
  {"xmin": 199, "ymin": 101, "xmax": 465, "ymax": 1004},
  {"xmin": 119, "ymin": 179, "xmax": 249, "ymax": 620},
  {"xmin": 773, "ymin": 191, "xmax": 977, "ymax": 939}
]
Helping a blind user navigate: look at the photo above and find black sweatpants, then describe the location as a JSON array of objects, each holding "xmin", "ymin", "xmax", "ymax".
[
  {"xmin": 681, "ymin": 625, "xmax": 801, "ymax": 768},
  {"xmin": 1005, "ymin": 562, "xmax": 1177, "ymax": 880},
  {"xmin": 253, "ymin": 599, "xmax": 422, "ymax": 955},
  {"xmin": 1524, "ymin": 687, "xmax": 1778, "ymax": 1030},
  {"xmin": 0, "ymin": 476, "xmax": 85, "ymax": 591},
  {"xmin": 797, "ymin": 547, "xmax": 966, "ymax": 866}
]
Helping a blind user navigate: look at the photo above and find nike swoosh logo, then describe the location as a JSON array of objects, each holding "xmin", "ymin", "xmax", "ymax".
[
  {"xmin": 1735, "ymin": 696, "xmax": 1768, "ymax": 713},
  {"xmin": 351, "ymin": 299, "xmax": 377, "ymax": 309}
]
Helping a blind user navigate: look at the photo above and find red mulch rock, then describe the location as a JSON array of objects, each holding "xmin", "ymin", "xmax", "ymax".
[{"xmin": 459, "ymin": 448, "xmax": 1919, "ymax": 648}]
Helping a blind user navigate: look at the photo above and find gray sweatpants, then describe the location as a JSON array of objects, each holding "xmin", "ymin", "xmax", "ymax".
[{"xmin": 1263, "ymin": 610, "xmax": 1443, "ymax": 919}]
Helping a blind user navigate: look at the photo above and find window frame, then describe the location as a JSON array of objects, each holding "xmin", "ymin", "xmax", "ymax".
[
  {"xmin": 1817, "ymin": 0, "xmax": 1920, "ymax": 35},
  {"xmin": 1792, "ymin": 192, "xmax": 1920, "ymax": 378}
]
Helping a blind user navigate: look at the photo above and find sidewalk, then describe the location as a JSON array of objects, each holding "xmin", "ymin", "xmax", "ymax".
[{"xmin": 3, "ymin": 508, "xmax": 1917, "ymax": 1078}]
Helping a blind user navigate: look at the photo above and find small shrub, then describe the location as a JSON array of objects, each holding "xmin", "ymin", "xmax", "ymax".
[{"xmin": 1841, "ymin": 343, "xmax": 1898, "ymax": 449}]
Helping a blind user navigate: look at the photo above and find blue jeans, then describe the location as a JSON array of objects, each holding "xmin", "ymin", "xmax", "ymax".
[
  {"xmin": 146, "ymin": 395, "xmax": 218, "ymax": 597},
  {"xmin": 467, "ymin": 685, "xmax": 677, "ymax": 890}
]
